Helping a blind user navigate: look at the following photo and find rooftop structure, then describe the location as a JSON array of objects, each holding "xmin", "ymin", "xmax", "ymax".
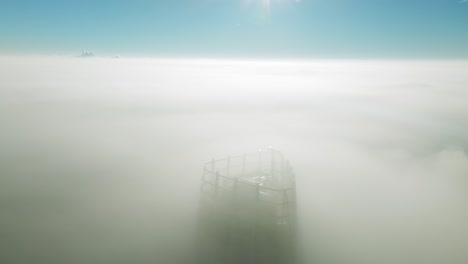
[{"xmin": 196, "ymin": 147, "xmax": 297, "ymax": 264}]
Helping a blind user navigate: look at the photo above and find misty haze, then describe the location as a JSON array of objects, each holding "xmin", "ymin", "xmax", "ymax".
[{"xmin": 1, "ymin": 57, "xmax": 467, "ymax": 264}]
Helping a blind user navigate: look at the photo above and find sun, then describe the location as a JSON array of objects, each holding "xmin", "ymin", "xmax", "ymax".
[{"xmin": 243, "ymin": 0, "xmax": 301, "ymax": 12}]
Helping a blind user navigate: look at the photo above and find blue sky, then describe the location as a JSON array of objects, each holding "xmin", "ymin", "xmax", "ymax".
[{"xmin": 1, "ymin": 0, "xmax": 467, "ymax": 58}]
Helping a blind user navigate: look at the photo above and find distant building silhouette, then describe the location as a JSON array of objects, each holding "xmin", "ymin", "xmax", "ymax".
[{"xmin": 78, "ymin": 50, "xmax": 94, "ymax": 58}]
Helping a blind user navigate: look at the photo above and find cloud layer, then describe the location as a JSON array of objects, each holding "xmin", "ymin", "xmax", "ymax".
[{"xmin": 0, "ymin": 57, "xmax": 467, "ymax": 264}]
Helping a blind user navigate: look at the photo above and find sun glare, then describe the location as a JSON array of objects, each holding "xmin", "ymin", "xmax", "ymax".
[{"xmin": 243, "ymin": 0, "xmax": 300, "ymax": 12}]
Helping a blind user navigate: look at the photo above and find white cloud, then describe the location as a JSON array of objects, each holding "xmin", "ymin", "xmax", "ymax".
[{"xmin": 0, "ymin": 57, "xmax": 467, "ymax": 264}]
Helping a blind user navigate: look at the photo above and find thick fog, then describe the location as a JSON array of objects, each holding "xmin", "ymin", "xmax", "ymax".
[{"xmin": 1, "ymin": 57, "xmax": 467, "ymax": 264}]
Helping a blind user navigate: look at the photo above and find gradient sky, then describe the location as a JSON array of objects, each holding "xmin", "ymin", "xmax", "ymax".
[{"xmin": 1, "ymin": 0, "xmax": 467, "ymax": 58}]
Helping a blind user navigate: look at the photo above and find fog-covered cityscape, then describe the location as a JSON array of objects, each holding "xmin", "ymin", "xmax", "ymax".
[
  {"xmin": 1, "ymin": 1, "xmax": 468, "ymax": 264},
  {"xmin": 1, "ymin": 58, "xmax": 467, "ymax": 263}
]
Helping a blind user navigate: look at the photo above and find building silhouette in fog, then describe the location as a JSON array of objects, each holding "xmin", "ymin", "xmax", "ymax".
[{"xmin": 197, "ymin": 148, "xmax": 297, "ymax": 264}]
